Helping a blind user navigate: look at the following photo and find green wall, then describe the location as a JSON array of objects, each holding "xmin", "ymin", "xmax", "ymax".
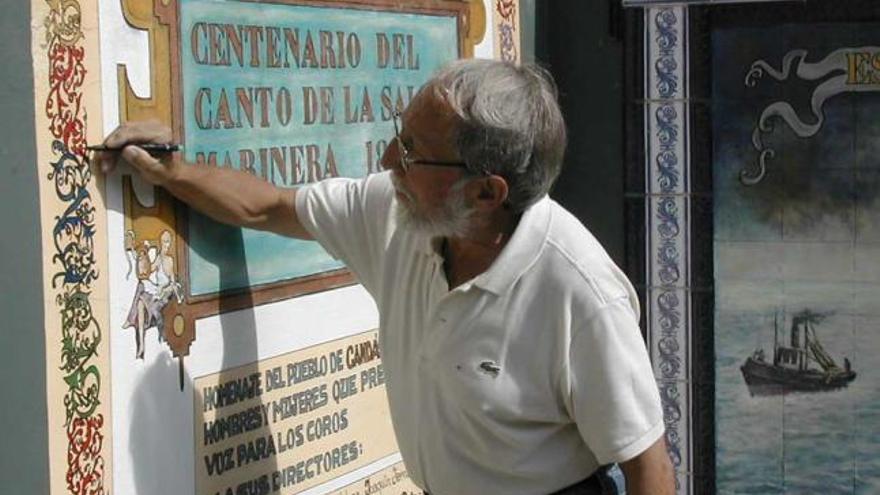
[{"xmin": 0, "ymin": 0, "xmax": 50, "ymax": 491}]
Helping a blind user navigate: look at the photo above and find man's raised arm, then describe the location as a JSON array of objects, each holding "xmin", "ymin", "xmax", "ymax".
[{"xmin": 100, "ymin": 120, "xmax": 313, "ymax": 240}]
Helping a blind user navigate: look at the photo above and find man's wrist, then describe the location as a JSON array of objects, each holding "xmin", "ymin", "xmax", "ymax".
[{"xmin": 158, "ymin": 156, "xmax": 185, "ymax": 188}]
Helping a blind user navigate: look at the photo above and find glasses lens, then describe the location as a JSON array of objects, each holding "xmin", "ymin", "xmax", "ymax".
[{"xmin": 392, "ymin": 112, "xmax": 409, "ymax": 173}]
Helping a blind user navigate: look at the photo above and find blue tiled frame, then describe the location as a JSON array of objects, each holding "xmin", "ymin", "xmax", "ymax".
[{"xmin": 644, "ymin": 6, "xmax": 694, "ymax": 494}]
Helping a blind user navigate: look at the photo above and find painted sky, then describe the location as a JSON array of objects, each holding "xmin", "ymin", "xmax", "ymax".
[{"xmin": 713, "ymin": 23, "xmax": 880, "ymax": 494}]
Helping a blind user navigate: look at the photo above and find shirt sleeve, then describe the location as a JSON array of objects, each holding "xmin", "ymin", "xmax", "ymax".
[
  {"xmin": 294, "ymin": 172, "xmax": 395, "ymax": 294},
  {"xmin": 564, "ymin": 297, "xmax": 666, "ymax": 465}
]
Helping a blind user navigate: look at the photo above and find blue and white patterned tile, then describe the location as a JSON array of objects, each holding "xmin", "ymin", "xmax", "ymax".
[
  {"xmin": 646, "ymin": 6, "xmax": 687, "ymax": 102},
  {"xmin": 656, "ymin": 379, "xmax": 691, "ymax": 481},
  {"xmin": 674, "ymin": 470, "xmax": 693, "ymax": 495},
  {"xmin": 648, "ymin": 195, "xmax": 690, "ymax": 290},
  {"xmin": 645, "ymin": 6, "xmax": 691, "ymax": 495},
  {"xmin": 649, "ymin": 287, "xmax": 690, "ymax": 382},
  {"xmin": 646, "ymin": 101, "xmax": 689, "ymax": 196}
]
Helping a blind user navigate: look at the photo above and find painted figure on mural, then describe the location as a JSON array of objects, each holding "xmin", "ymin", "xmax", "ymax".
[{"xmin": 122, "ymin": 229, "xmax": 183, "ymax": 359}]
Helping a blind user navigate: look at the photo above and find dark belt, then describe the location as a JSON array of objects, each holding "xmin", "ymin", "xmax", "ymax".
[{"xmin": 550, "ymin": 466, "xmax": 618, "ymax": 495}]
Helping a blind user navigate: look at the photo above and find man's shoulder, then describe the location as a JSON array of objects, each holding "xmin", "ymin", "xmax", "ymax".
[
  {"xmin": 305, "ymin": 170, "xmax": 393, "ymax": 196},
  {"xmin": 535, "ymin": 200, "xmax": 633, "ymax": 307},
  {"xmin": 293, "ymin": 171, "xmax": 397, "ymax": 257},
  {"xmin": 364, "ymin": 170, "xmax": 394, "ymax": 192},
  {"xmin": 297, "ymin": 171, "xmax": 395, "ymax": 218}
]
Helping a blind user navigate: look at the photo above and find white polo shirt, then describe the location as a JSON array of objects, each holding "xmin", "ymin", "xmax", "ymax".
[{"xmin": 296, "ymin": 172, "xmax": 664, "ymax": 495}]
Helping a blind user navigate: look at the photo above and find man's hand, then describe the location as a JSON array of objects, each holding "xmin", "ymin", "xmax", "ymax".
[
  {"xmin": 619, "ymin": 437, "xmax": 675, "ymax": 495},
  {"xmin": 96, "ymin": 119, "xmax": 313, "ymax": 239},
  {"xmin": 99, "ymin": 120, "xmax": 179, "ymax": 186}
]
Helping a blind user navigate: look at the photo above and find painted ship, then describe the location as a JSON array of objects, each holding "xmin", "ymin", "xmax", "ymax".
[{"xmin": 741, "ymin": 310, "xmax": 856, "ymax": 395}]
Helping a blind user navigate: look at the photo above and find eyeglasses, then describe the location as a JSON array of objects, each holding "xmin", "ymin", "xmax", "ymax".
[{"xmin": 391, "ymin": 110, "xmax": 471, "ymax": 174}]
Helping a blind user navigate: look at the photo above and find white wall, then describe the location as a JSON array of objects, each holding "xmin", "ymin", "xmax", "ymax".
[{"xmin": 99, "ymin": 1, "xmax": 496, "ymax": 493}]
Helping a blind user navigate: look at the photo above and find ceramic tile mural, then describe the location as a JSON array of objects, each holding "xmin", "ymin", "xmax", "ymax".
[
  {"xmin": 643, "ymin": 7, "xmax": 695, "ymax": 493},
  {"xmin": 712, "ymin": 23, "xmax": 880, "ymax": 494}
]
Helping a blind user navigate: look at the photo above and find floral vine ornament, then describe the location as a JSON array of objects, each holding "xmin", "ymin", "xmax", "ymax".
[
  {"xmin": 496, "ymin": 0, "xmax": 515, "ymax": 19},
  {"xmin": 45, "ymin": 0, "xmax": 87, "ymax": 156},
  {"xmin": 44, "ymin": 0, "xmax": 106, "ymax": 493},
  {"xmin": 44, "ymin": 0, "xmax": 84, "ymax": 46},
  {"xmin": 494, "ymin": 0, "xmax": 519, "ymax": 63}
]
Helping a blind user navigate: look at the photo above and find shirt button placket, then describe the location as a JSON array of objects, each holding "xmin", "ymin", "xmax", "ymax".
[{"xmin": 413, "ymin": 256, "xmax": 446, "ymax": 489}]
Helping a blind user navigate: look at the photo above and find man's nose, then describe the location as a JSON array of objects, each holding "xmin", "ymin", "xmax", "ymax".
[{"xmin": 380, "ymin": 138, "xmax": 402, "ymax": 173}]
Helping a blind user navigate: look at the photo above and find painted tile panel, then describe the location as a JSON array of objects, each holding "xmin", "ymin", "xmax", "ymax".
[
  {"xmin": 713, "ymin": 186, "xmax": 784, "ymax": 242},
  {"xmin": 855, "ymin": 169, "xmax": 880, "ymax": 243},
  {"xmin": 778, "ymin": 244, "xmax": 856, "ymax": 284},
  {"xmin": 853, "ymin": 94, "xmax": 880, "ymax": 170},
  {"xmin": 650, "ymin": 196, "xmax": 690, "ymax": 290},
  {"xmin": 853, "ymin": 314, "xmax": 880, "ymax": 493},
  {"xmin": 772, "ymin": 93, "xmax": 856, "ymax": 172},
  {"xmin": 674, "ymin": 470, "xmax": 692, "ymax": 495},
  {"xmin": 657, "ymin": 379, "xmax": 691, "ymax": 480},
  {"xmin": 713, "ymin": 22, "xmax": 876, "ymax": 495},
  {"xmin": 646, "ymin": 7, "xmax": 687, "ymax": 102},
  {"xmin": 780, "ymin": 168, "xmax": 856, "ymax": 243},
  {"xmin": 650, "ymin": 288, "xmax": 690, "ymax": 381},
  {"xmin": 852, "ymin": 283, "xmax": 880, "ymax": 313},
  {"xmin": 645, "ymin": 7, "xmax": 692, "ymax": 491},
  {"xmin": 715, "ymin": 316, "xmax": 785, "ymax": 494},
  {"xmin": 715, "ymin": 280, "xmax": 784, "ymax": 315},
  {"xmin": 782, "ymin": 312, "xmax": 856, "ymax": 494},
  {"xmin": 780, "ymin": 282, "xmax": 858, "ymax": 319},
  {"xmin": 712, "ymin": 99, "xmax": 784, "ymax": 243},
  {"xmin": 714, "ymin": 242, "xmax": 785, "ymax": 281},
  {"xmin": 647, "ymin": 101, "xmax": 689, "ymax": 196}
]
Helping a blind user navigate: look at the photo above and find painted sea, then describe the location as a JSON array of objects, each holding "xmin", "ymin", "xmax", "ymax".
[
  {"xmin": 713, "ymin": 24, "xmax": 880, "ymax": 495},
  {"xmin": 715, "ymin": 307, "xmax": 880, "ymax": 494}
]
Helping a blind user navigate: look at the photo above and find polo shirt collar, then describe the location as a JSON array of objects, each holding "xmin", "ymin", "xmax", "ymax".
[
  {"xmin": 414, "ymin": 196, "xmax": 552, "ymax": 295},
  {"xmin": 473, "ymin": 196, "xmax": 551, "ymax": 295}
]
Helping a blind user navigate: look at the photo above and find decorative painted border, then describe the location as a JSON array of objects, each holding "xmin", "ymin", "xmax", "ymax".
[
  {"xmin": 644, "ymin": 6, "xmax": 692, "ymax": 495},
  {"xmin": 494, "ymin": 0, "xmax": 519, "ymax": 62},
  {"xmin": 44, "ymin": 0, "xmax": 106, "ymax": 493}
]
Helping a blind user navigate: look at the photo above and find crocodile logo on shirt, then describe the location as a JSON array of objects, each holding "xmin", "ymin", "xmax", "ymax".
[{"xmin": 478, "ymin": 361, "xmax": 501, "ymax": 377}]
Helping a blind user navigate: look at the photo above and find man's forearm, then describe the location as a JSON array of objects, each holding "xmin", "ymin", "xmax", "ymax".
[
  {"xmin": 164, "ymin": 161, "xmax": 285, "ymax": 229},
  {"xmin": 101, "ymin": 120, "xmax": 311, "ymax": 239},
  {"xmin": 619, "ymin": 438, "xmax": 676, "ymax": 495}
]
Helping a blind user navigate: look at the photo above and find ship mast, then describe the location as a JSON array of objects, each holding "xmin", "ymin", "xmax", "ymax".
[
  {"xmin": 802, "ymin": 318, "xmax": 810, "ymax": 371},
  {"xmin": 773, "ymin": 311, "xmax": 779, "ymax": 366}
]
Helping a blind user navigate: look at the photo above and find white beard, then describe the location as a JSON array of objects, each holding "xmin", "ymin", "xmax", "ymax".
[{"xmin": 391, "ymin": 176, "xmax": 475, "ymax": 238}]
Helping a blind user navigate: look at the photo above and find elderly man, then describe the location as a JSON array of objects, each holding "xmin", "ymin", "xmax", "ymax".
[{"xmin": 102, "ymin": 59, "xmax": 673, "ymax": 495}]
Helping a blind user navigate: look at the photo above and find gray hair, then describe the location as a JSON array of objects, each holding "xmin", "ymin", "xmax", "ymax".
[{"xmin": 432, "ymin": 59, "xmax": 567, "ymax": 213}]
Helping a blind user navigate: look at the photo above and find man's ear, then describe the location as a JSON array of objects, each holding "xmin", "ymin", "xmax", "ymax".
[{"xmin": 469, "ymin": 174, "xmax": 509, "ymax": 210}]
